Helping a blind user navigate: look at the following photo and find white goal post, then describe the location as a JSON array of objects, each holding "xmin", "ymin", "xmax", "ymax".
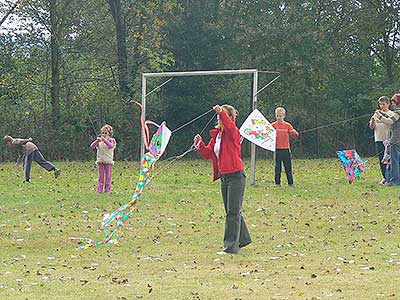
[{"xmin": 141, "ymin": 69, "xmax": 279, "ymax": 185}]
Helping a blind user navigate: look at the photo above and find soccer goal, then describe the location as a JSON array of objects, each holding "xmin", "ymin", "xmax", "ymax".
[{"xmin": 141, "ymin": 69, "xmax": 280, "ymax": 185}]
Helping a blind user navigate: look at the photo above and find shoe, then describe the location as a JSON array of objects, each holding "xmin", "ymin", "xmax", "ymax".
[
  {"xmin": 379, "ymin": 178, "xmax": 386, "ymax": 184},
  {"xmin": 274, "ymin": 184, "xmax": 281, "ymax": 187},
  {"xmin": 54, "ymin": 169, "xmax": 61, "ymax": 178},
  {"xmin": 24, "ymin": 179, "xmax": 31, "ymax": 183},
  {"xmin": 239, "ymin": 241, "xmax": 252, "ymax": 248},
  {"xmin": 218, "ymin": 248, "xmax": 238, "ymax": 254}
]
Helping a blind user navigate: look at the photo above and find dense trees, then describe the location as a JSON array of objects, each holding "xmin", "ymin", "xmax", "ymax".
[{"xmin": 1, "ymin": 0, "xmax": 399, "ymax": 161}]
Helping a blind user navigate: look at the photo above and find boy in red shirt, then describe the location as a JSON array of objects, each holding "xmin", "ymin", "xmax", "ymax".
[{"xmin": 271, "ymin": 107, "xmax": 299, "ymax": 186}]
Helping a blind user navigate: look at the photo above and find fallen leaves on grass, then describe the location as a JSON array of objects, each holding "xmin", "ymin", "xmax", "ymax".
[{"xmin": 112, "ymin": 277, "xmax": 128, "ymax": 284}]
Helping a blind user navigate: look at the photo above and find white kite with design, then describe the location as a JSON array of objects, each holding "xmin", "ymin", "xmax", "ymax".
[{"xmin": 239, "ymin": 109, "xmax": 276, "ymax": 152}]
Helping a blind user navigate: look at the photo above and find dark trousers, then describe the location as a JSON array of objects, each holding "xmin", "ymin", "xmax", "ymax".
[
  {"xmin": 220, "ymin": 171, "xmax": 251, "ymax": 253},
  {"xmin": 275, "ymin": 149, "xmax": 293, "ymax": 185},
  {"xmin": 375, "ymin": 141, "xmax": 386, "ymax": 179},
  {"xmin": 23, "ymin": 149, "xmax": 56, "ymax": 181}
]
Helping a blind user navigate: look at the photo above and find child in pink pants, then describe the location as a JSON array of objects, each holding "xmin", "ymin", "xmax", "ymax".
[{"xmin": 90, "ymin": 124, "xmax": 116, "ymax": 193}]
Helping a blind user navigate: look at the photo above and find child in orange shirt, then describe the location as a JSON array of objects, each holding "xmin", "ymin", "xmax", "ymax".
[{"xmin": 271, "ymin": 107, "xmax": 299, "ymax": 186}]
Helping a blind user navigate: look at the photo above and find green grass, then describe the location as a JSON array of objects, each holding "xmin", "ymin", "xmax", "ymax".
[{"xmin": 0, "ymin": 158, "xmax": 399, "ymax": 300}]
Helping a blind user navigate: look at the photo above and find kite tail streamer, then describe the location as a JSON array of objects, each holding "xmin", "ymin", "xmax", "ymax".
[
  {"xmin": 78, "ymin": 152, "xmax": 157, "ymax": 250},
  {"xmin": 131, "ymin": 100, "xmax": 162, "ymax": 150},
  {"xmin": 77, "ymin": 99, "xmax": 164, "ymax": 250},
  {"xmin": 77, "ymin": 103, "xmax": 212, "ymax": 250}
]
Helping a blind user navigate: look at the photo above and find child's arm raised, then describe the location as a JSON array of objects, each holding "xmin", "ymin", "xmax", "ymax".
[
  {"xmin": 90, "ymin": 138, "xmax": 101, "ymax": 149},
  {"xmin": 376, "ymin": 111, "xmax": 400, "ymax": 125},
  {"xmin": 103, "ymin": 138, "xmax": 116, "ymax": 149}
]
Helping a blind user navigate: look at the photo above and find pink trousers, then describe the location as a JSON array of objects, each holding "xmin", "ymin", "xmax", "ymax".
[{"xmin": 97, "ymin": 164, "xmax": 113, "ymax": 193}]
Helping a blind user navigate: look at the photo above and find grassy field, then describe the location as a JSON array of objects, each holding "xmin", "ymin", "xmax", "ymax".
[{"xmin": 0, "ymin": 158, "xmax": 399, "ymax": 300}]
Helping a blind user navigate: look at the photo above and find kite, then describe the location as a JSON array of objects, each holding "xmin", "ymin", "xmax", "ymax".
[
  {"xmin": 239, "ymin": 109, "xmax": 276, "ymax": 151},
  {"xmin": 77, "ymin": 101, "xmax": 171, "ymax": 250},
  {"xmin": 336, "ymin": 149, "xmax": 367, "ymax": 184}
]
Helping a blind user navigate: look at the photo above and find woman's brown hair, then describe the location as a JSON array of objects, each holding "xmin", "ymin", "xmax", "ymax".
[{"xmin": 221, "ymin": 104, "xmax": 238, "ymax": 122}]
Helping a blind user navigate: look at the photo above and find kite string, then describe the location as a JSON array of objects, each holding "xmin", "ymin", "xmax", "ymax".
[
  {"xmin": 299, "ymin": 112, "xmax": 387, "ymax": 162},
  {"xmin": 299, "ymin": 113, "xmax": 371, "ymax": 134},
  {"xmin": 154, "ymin": 146, "xmax": 195, "ymax": 175},
  {"xmin": 197, "ymin": 111, "xmax": 217, "ymax": 137},
  {"xmin": 363, "ymin": 147, "xmax": 387, "ymax": 165},
  {"xmin": 299, "ymin": 113, "xmax": 390, "ymax": 163},
  {"xmin": 155, "ymin": 112, "xmax": 217, "ymax": 174},
  {"xmin": 174, "ymin": 111, "xmax": 216, "ymax": 157},
  {"xmin": 171, "ymin": 108, "xmax": 214, "ymax": 134},
  {"xmin": 165, "ymin": 111, "xmax": 216, "ymax": 162}
]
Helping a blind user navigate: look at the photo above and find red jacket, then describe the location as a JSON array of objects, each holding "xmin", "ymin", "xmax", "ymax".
[{"xmin": 197, "ymin": 110, "xmax": 244, "ymax": 181}]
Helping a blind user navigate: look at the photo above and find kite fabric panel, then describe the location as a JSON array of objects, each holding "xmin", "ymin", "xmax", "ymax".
[
  {"xmin": 77, "ymin": 104, "xmax": 171, "ymax": 250},
  {"xmin": 336, "ymin": 149, "xmax": 367, "ymax": 184},
  {"xmin": 239, "ymin": 109, "xmax": 276, "ymax": 151}
]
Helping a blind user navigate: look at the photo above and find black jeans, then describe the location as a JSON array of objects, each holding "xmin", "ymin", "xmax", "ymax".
[
  {"xmin": 275, "ymin": 149, "xmax": 293, "ymax": 185},
  {"xmin": 375, "ymin": 141, "xmax": 386, "ymax": 179},
  {"xmin": 220, "ymin": 171, "xmax": 251, "ymax": 253}
]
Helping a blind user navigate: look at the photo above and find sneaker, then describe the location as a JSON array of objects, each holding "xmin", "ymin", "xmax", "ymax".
[
  {"xmin": 24, "ymin": 179, "xmax": 31, "ymax": 183},
  {"xmin": 239, "ymin": 241, "xmax": 252, "ymax": 249},
  {"xmin": 54, "ymin": 169, "xmax": 61, "ymax": 178},
  {"xmin": 217, "ymin": 248, "xmax": 238, "ymax": 254}
]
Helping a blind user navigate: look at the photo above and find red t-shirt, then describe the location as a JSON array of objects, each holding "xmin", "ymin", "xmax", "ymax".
[{"xmin": 271, "ymin": 121, "xmax": 298, "ymax": 149}]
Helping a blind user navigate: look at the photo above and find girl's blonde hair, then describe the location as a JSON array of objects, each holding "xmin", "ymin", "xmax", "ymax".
[
  {"xmin": 275, "ymin": 107, "xmax": 286, "ymax": 115},
  {"xmin": 101, "ymin": 124, "xmax": 114, "ymax": 137}
]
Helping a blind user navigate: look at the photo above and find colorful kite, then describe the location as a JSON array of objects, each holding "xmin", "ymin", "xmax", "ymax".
[
  {"xmin": 239, "ymin": 109, "xmax": 276, "ymax": 151},
  {"xmin": 77, "ymin": 102, "xmax": 171, "ymax": 250},
  {"xmin": 336, "ymin": 149, "xmax": 367, "ymax": 184}
]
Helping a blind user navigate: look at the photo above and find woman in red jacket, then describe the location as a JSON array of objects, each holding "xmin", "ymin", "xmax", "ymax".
[{"xmin": 194, "ymin": 104, "xmax": 251, "ymax": 254}]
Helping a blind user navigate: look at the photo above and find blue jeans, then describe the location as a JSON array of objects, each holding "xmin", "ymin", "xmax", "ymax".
[
  {"xmin": 385, "ymin": 165, "xmax": 391, "ymax": 182},
  {"xmin": 390, "ymin": 144, "xmax": 400, "ymax": 185},
  {"xmin": 23, "ymin": 149, "xmax": 56, "ymax": 181}
]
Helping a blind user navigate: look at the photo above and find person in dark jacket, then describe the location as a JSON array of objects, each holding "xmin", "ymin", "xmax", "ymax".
[
  {"xmin": 194, "ymin": 104, "xmax": 251, "ymax": 254},
  {"xmin": 4, "ymin": 135, "xmax": 61, "ymax": 183}
]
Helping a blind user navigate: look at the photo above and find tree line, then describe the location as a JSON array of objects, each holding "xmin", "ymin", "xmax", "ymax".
[{"xmin": 0, "ymin": 0, "xmax": 399, "ymax": 161}]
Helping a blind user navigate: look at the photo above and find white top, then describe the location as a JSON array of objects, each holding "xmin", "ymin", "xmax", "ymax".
[
  {"xmin": 96, "ymin": 138, "xmax": 116, "ymax": 165},
  {"xmin": 373, "ymin": 110, "xmax": 394, "ymax": 142},
  {"xmin": 214, "ymin": 132, "xmax": 221, "ymax": 159}
]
